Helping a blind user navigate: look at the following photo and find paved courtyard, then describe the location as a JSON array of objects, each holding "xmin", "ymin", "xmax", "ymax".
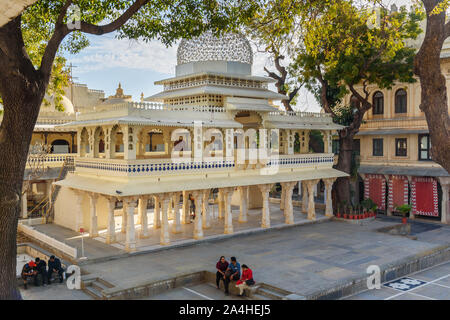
[
  {"xmin": 345, "ymin": 261, "xmax": 450, "ymax": 300},
  {"xmin": 21, "ymin": 204, "xmax": 450, "ymax": 300},
  {"xmin": 78, "ymin": 216, "xmax": 450, "ymax": 299}
]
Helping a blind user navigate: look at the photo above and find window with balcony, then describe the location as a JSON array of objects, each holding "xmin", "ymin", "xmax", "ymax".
[
  {"xmin": 395, "ymin": 89, "xmax": 407, "ymax": 113},
  {"xmin": 418, "ymin": 134, "xmax": 431, "ymax": 161},
  {"xmin": 395, "ymin": 138, "xmax": 407, "ymax": 156},
  {"xmin": 372, "ymin": 91, "xmax": 384, "ymax": 115},
  {"xmin": 373, "ymin": 138, "xmax": 383, "ymax": 156}
]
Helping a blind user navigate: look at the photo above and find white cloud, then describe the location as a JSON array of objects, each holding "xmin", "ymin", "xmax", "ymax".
[
  {"xmin": 72, "ymin": 37, "xmax": 178, "ymax": 75},
  {"xmin": 71, "ymin": 35, "xmax": 320, "ymax": 111}
]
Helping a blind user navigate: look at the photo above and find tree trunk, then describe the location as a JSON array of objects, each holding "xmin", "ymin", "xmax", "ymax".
[
  {"xmin": 0, "ymin": 17, "xmax": 45, "ymax": 300},
  {"xmin": 334, "ymin": 132, "xmax": 354, "ymax": 207},
  {"xmin": 414, "ymin": 5, "xmax": 450, "ymax": 173}
]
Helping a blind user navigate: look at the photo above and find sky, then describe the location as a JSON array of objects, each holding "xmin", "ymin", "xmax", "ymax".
[
  {"xmin": 65, "ymin": 33, "xmax": 319, "ymax": 112},
  {"xmin": 64, "ymin": 0, "xmax": 417, "ymax": 113}
]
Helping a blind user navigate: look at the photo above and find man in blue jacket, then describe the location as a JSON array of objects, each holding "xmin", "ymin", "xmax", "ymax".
[{"xmin": 224, "ymin": 256, "xmax": 240, "ymax": 295}]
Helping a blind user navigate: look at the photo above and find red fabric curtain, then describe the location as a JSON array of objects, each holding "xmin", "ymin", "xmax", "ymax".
[
  {"xmin": 365, "ymin": 174, "xmax": 386, "ymax": 210},
  {"xmin": 388, "ymin": 175, "xmax": 409, "ymax": 210},
  {"xmin": 411, "ymin": 177, "xmax": 439, "ymax": 217}
]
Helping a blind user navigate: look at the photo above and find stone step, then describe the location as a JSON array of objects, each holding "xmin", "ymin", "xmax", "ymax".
[
  {"xmin": 251, "ymin": 292, "xmax": 271, "ymax": 300},
  {"xmin": 96, "ymin": 278, "xmax": 115, "ymax": 289},
  {"xmin": 83, "ymin": 285, "xmax": 103, "ymax": 300},
  {"xmin": 92, "ymin": 280, "xmax": 110, "ymax": 292},
  {"xmin": 259, "ymin": 283, "xmax": 291, "ymax": 296},
  {"xmin": 256, "ymin": 287, "xmax": 286, "ymax": 300}
]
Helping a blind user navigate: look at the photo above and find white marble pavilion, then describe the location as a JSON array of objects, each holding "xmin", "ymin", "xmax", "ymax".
[{"xmin": 52, "ymin": 31, "xmax": 348, "ymax": 251}]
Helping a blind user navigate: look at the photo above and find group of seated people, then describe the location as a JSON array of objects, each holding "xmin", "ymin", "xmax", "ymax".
[
  {"xmin": 216, "ymin": 256, "xmax": 254, "ymax": 296},
  {"xmin": 21, "ymin": 255, "xmax": 65, "ymax": 289}
]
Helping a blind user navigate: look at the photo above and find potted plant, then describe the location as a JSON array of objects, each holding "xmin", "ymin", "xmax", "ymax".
[
  {"xmin": 361, "ymin": 198, "xmax": 377, "ymax": 218},
  {"xmin": 336, "ymin": 204, "xmax": 341, "ymax": 218},
  {"xmin": 396, "ymin": 204, "xmax": 412, "ymax": 224},
  {"xmin": 342, "ymin": 201, "xmax": 348, "ymax": 219}
]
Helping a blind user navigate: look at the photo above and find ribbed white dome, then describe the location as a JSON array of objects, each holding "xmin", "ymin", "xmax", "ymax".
[{"xmin": 177, "ymin": 31, "xmax": 253, "ymax": 65}]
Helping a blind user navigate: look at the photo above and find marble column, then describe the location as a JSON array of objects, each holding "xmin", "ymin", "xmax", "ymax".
[
  {"xmin": 192, "ymin": 191, "xmax": 203, "ymax": 239},
  {"xmin": 138, "ymin": 196, "xmax": 149, "ymax": 239},
  {"xmin": 438, "ymin": 179, "xmax": 449, "ymax": 224},
  {"xmin": 324, "ymin": 179, "xmax": 336, "ymax": 217},
  {"xmin": 258, "ymin": 184, "xmax": 273, "ymax": 228},
  {"xmin": 223, "ymin": 188, "xmax": 234, "ymax": 234},
  {"xmin": 238, "ymin": 186, "xmax": 248, "ymax": 223},
  {"xmin": 182, "ymin": 191, "xmax": 190, "ymax": 224},
  {"xmin": 281, "ymin": 182, "xmax": 296, "ymax": 224},
  {"xmin": 124, "ymin": 198, "xmax": 137, "ymax": 252},
  {"xmin": 121, "ymin": 201, "xmax": 127, "ymax": 233},
  {"xmin": 88, "ymin": 193, "xmax": 98, "ymax": 238},
  {"xmin": 280, "ymin": 186, "xmax": 285, "ymax": 210},
  {"xmin": 305, "ymin": 180, "xmax": 319, "ymax": 220},
  {"xmin": 202, "ymin": 189, "xmax": 211, "ymax": 229},
  {"xmin": 168, "ymin": 197, "xmax": 174, "ymax": 220},
  {"xmin": 21, "ymin": 189, "xmax": 28, "ymax": 219},
  {"xmin": 153, "ymin": 195, "xmax": 161, "ymax": 229},
  {"xmin": 302, "ymin": 181, "xmax": 308, "ymax": 214},
  {"xmin": 160, "ymin": 194, "xmax": 171, "ymax": 245},
  {"xmin": 105, "ymin": 197, "xmax": 116, "ymax": 244},
  {"xmin": 218, "ymin": 189, "xmax": 224, "ymax": 219},
  {"xmin": 172, "ymin": 192, "xmax": 182, "ymax": 234}
]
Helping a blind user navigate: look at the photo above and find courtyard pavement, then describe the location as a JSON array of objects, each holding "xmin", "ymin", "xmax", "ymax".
[
  {"xmin": 22, "ymin": 203, "xmax": 450, "ymax": 300},
  {"xmin": 344, "ymin": 260, "xmax": 450, "ymax": 300},
  {"xmin": 78, "ymin": 214, "xmax": 450, "ymax": 299}
]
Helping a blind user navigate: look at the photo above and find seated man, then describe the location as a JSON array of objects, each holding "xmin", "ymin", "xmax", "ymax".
[
  {"xmin": 34, "ymin": 257, "xmax": 48, "ymax": 286},
  {"xmin": 21, "ymin": 261, "xmax": 37, "ymax": 289},
  {"xmin": 224, "ymin": 256, "xmax": 240, "ymax": 295},
  {"xmin": 47, "ymin": 255, "xmax": 65, "ymax": 284}
]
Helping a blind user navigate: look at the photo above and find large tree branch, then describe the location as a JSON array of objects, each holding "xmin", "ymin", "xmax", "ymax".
[
  {"xmin": 40, "ymin": 0, "xmax": 150, "ymax": 83},
  {"xmin": 78, "ymin": 0, "xmax": 150, "ymax": 35},
  {"xmin": 264, "ymin": 66, "xmax": 282, "ymax": 82}
]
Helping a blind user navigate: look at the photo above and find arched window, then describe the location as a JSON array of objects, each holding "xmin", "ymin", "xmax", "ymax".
[
  {"xmin": 372, "ymin": 91, "xmax": 384, "ymax": 115},
  {"xmin": 51, "ymin": 139, "xmax": 70, "ymax": 154},
  {"xmin": 395, "ymin": 89, "xmax": 407, "ymax": 113}
]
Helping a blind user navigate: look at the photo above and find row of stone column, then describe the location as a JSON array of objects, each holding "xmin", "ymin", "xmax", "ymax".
[
  {"xmin": 280, "ymin": 178, "xmax": 335, "ymax": 220},
  {"xmin": 73, "ymin": 179, "xmax": 335, "ymax": 252}
]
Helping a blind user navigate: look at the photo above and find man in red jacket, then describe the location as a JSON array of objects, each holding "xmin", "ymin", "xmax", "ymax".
[{"xmin": 236, "ymin": 264, "xmax": 255, "ymax": 296}]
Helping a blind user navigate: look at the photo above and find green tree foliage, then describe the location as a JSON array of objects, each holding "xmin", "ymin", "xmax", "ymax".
[{"xmin": 0, "ymin": 0, "xmax": 259, "ymax": 300}]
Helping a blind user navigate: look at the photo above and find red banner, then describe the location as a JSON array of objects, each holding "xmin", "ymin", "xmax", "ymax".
[
  {"xmin": 388, "ymin": 175, "xmax": 409, "ymax": 210},
  {"xmin": 411, "ymin": 177, "xmax": 439, "ymax": 217},
  {"xmin": 364, "ymin": 174, "xmax": 386, "ymax": 210}
]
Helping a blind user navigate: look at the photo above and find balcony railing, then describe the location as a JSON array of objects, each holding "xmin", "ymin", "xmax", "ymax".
[
  {"xmin": 26, "ymin": 154, "xmax": 74, "ymax": 168},
  {"xmin": 74, "ymin": 153, "xmax": 334, "ymax": 177}
]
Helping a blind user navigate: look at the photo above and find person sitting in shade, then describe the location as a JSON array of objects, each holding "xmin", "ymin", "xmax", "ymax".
[
  {"xmin": 236, "ymin": 264, "xmax": 255, "ymax": 297},
  {"xmin": 47, "ymin": 255, "xmax": 65, "ymax": 284},
  {"xmin": 34, "ymin": 257, "xmax": 48, "ymax": 286},
  {"xmin": 215, "ymin": 256, "xmax": 229, "ymax": 289},
  {"xmin": 224, "ymin": 256, "xmax": 240, "ymax": 295},
  {"xmin": 21, "ymin": 261, "xmax": 37, "ymax": 289}
]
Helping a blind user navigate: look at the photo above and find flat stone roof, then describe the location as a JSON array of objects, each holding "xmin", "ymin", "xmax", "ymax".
[{"xmin": 358, "ymin": 164, "xmax": 449, "ymax": 177}]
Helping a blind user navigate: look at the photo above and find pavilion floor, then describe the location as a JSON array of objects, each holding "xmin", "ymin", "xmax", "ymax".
[
  {"xmin": 29, "ymin": 202, "xmax": 328, "ymax": 261},
  {"xmin": 98, "ymin": 202, "xmax": 328, "ymax": 253}
]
